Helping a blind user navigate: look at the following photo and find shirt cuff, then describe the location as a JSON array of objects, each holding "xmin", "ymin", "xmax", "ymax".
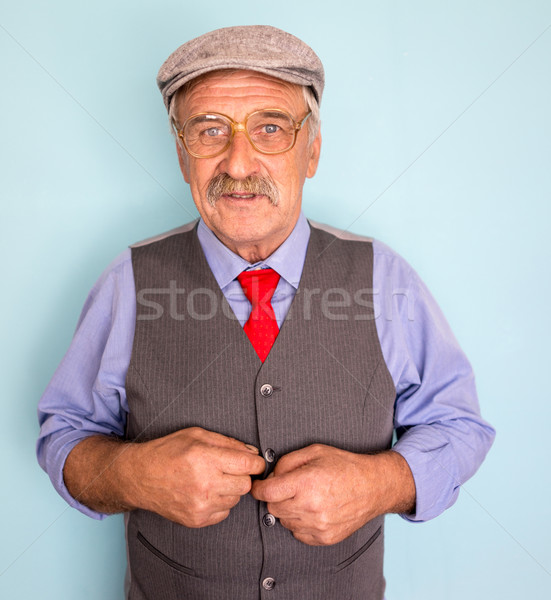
[
  {"xmin": 392, "ymin": 430, "xmax": 460, "ymax": 523},
  {"xmin": 38, "ymin": 431, "xmax": 110, "ymax": 521}
]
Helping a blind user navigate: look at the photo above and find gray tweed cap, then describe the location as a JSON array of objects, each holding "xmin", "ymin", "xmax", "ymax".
[{"xmin": 157, "ymin": 25, "xmax": 325, "ymax": 113}]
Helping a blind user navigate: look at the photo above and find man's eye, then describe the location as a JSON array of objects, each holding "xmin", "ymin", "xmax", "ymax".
[
  {"xmin": 263, "ymin": 124, "xmax": 280, "ymax": 134},
  {"xmin": 204, "ymin": 127, "xmax": 223, "ymax": 137}
]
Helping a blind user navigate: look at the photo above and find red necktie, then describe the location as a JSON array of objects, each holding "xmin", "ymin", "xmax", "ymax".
[{"xmin": 237, "ymin": 268, "xmax": 281, "ymax": 362}]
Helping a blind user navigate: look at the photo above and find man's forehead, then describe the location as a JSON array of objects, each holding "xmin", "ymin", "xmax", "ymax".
[
  {"xmin": 157, "ymin": 25, "xmax": 324, "ymax": 114},
  {"xmin": 176, "ymin": 70, "xmax": 306, "ymax": 119},
  {"xmin": 181, "ymin": 70, "xmax": 304, "ymax": 101}
]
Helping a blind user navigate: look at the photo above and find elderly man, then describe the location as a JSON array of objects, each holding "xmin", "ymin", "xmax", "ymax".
[{"xmin": 37, "ymin": 26, "xmax": 494, "ymax": 600}]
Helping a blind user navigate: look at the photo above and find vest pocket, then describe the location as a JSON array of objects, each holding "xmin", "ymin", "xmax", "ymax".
[
  {"xmin": 333, "ymin": 526, "xmax": 382, "ymax": 573},
  {"xmin": 137, "ymin": 531, "xmax": 196, "ymax": 576}
]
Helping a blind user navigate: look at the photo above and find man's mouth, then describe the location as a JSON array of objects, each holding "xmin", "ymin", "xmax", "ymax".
[
  {"xmin": 225, "ymin": 193, "xmax": 258, "ymax": 199},
  {"xmin": 206, "ymin": 174, "xmax": 279, "ymax": 207}
]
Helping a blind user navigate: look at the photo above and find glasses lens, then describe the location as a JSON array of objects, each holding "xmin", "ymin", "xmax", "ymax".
[
  {"xmin": 184, "ymin": 114, "xmax": 232, "ymax": 157},
  {"xmin": 247, "ymin": 111, "xmax": 296, "ymax": 153}
]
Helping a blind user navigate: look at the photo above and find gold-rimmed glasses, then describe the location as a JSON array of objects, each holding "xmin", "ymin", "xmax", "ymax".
[{"xmin": 172, "ymin": 109, "xmax": 312, "ymax": 158}]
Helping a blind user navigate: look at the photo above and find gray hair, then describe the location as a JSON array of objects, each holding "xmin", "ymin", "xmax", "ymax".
[{"xmin": 302, "ymin": 85, "xmax": 320, "ymax": 145}]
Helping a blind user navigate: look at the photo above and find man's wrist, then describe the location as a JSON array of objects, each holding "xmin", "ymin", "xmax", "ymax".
[
  {"xmin": 63, "ymin": 435, "xmax": 142, "ymax": 514},
  {"xmin": 358, "ymin": 450, "xmax": 416, "ymax": 517},
  {"xmin": 383, "ymin": 450, "xmax": 416, "ymax": 515}
]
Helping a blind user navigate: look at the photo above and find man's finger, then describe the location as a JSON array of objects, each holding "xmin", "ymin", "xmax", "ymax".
[
  {"xmin": 218, "ymin": 474, "xmax": 255, "ymax": 497},
  {"xmin": 270, "ymin": 445, "xmax": 320, "ymax": 476},
  {"xmin": 266, "ymin": 500, "xmax": 305, "ymax": 522},
  {"xmin": 187, "ymin": 509, "xmax": 232, "ymax": 528},
  {"xmin": 189, "ymin": 427, "xmax": 260, "ymax": 454},
  {"xmin": 213, "ymin": 493, "xmax": 243, "ymax": 510},
  {"xmin": 219, "ymin": 448, "xmax": 266, "ymax": 476},
  {"xmin": 251, "ymin": 471, "xmax": 298, "ymax": 503}
]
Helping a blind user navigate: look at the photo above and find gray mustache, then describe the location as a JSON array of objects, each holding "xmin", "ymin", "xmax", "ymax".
[{"xmin": 206, "ymin": 174, "xmax": 280, "ymax": 207}]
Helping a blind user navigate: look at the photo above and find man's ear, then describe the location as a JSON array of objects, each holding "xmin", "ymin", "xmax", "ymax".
[
  {"xmin": 176, "ymin": 142, "xmax": 191, "ymax": 183},
  {"xmin": 306, "ymin": 131, "xmax": 322, "ymax": 179}
]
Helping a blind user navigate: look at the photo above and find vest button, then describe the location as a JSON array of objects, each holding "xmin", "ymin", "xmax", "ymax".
[
  {"xmin": 262, "ymin": 577, "xmax": 276, "ymax": 590},
  {"xmin": 262, "ymin": 513, "xmax": 276, "ymax": 527},
  {"xmin": 264, "ymin": 448, "xmax": 276, "ymax": 463},
  {"xmin": 260, "ymin": 384, "xmax": 273, "ymax": 397}
]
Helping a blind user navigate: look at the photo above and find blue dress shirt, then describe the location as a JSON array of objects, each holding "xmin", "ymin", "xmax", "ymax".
[{"xmin": 37, "ymin": 213, "xmax": 495, "ymax": 522}]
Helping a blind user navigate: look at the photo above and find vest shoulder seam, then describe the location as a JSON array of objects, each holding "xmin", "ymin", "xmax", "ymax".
[
  {"xmin": 130, "ymin": 220, "xmax": 199, "ymax": 248},
  {"xmin": 309, "ymin": 220, "xmax": 373, "ymax": 243}
]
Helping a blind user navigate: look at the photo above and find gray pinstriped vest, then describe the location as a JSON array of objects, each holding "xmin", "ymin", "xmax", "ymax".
[{"xmin": 125, "ymin": 223, "xmax": 396, "ymax": 600}]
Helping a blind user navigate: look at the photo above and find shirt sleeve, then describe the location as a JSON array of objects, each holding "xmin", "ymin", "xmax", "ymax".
[
  {"xmin": 372, "ymin": 240, "xmax": 495, "ymax": 522},
  {"xmin": 36, "ymin": 249, "xmax": 136, "ymax": 519}
]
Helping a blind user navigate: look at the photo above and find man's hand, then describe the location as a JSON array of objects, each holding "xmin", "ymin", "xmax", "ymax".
[
  {"xmin": 129, "ymin": 428, "xmax": 266, "ymax": 527},
  {"xmin": 64, "ymin": 427, "xmax": 265, "ymax": 528},
  {"xmin": 251, "ymin": 444, "xmax": 415, "ymax": 546}
]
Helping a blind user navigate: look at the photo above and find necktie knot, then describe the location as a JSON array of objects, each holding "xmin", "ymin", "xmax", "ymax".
[
  {"xmin": 237, "ymin": 268, "xmax": 280, "ymax": 308},
  {"xmin": 237, "ymin": 268, "xmax": 281, "ymax": 362}
]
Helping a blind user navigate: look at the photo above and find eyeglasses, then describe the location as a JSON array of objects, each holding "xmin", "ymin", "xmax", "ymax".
[{"xmin": 172, "ymin": 109, "xmax": 312, "ymax": 159}]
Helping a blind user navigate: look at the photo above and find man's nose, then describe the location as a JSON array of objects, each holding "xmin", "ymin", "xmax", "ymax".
[{"xmin": 220, "ymin": 130, "xmax": 260, "ymax": 180}]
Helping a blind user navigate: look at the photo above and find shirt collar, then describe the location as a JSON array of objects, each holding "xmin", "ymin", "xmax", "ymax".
[{"xmin": 197, "ymin": 213, "xmax": 311, "ymax": 290}]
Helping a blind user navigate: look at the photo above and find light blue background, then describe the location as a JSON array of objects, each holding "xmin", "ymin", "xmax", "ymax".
[{"xmin": 1, "ymin": 1, "xmax": 550, "ymax": 598}]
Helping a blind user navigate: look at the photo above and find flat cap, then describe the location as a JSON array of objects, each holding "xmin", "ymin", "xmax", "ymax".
[{"xmin": 157, "ymin": 25, "xmax": 324, "ymax": 112}]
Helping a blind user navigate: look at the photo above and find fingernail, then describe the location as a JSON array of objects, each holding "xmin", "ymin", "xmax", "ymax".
[{"xmin": 245, "ymin": 444, "xmax": 259, "ymax": 454}]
